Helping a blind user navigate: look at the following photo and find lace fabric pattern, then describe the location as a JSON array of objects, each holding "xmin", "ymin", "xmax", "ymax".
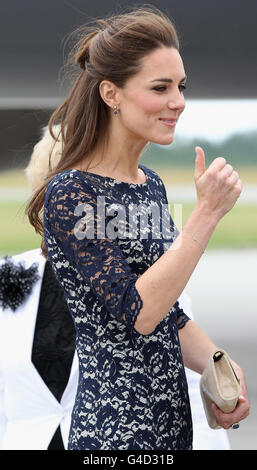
[{"xmin": 43, "ymin": 163, "xmax": 192, "ymax": 450}]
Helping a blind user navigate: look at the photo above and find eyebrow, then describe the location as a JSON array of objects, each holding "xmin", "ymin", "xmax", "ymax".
[{"xmin": 150, "ymin": 76, "xmax": 187, "ymax": 83}]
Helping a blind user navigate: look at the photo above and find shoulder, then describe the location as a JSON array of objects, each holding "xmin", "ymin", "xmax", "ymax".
[
  {"xmin": 140, "ymin": 164, "xmax": 167, "ymax": 193},
  {"xmin": 45, "ymin": 169, "xmax": 96, "ymax": 205},
  {"xmin": 140, "ymin": 163, "xmax": 163, "ymax": 182},
  {"xmin": 45, "ymin": 169, "xmax": 89, "ymax": 193}
]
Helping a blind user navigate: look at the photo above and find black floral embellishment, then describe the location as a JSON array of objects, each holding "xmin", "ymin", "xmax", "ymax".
[{"xmin": 0, "ymin": 257, "xmax": 40, "ymax": 311}]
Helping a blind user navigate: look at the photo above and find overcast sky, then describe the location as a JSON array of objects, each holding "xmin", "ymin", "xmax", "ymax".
[{"xmin": 174, "ymin": 99, "xmax": 257, "ymax": 142}]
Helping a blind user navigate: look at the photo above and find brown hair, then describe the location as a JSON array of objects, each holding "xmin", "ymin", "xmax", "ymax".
[{"xmin": 25, "ymin": 5, "xmax": 179, "ymax": 257}]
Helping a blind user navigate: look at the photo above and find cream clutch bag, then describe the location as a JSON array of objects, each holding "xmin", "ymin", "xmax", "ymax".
[{"xmin": 200, "ymin": 349, "xmax": 241, "ymax": 429}]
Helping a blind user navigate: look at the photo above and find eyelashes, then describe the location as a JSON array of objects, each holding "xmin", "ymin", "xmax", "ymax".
[
  {"xmin": 179, "ymin": 84, "xmax": 187, "ymax": 91},
  {"xmin": 152, "ymin": 84, "xmax": 187, "ymax": 92}
]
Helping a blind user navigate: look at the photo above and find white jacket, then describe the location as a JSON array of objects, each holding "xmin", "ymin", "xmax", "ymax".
[{"xmin": 0, "ymin": 248, "xmax": 79, "ymax": 450}]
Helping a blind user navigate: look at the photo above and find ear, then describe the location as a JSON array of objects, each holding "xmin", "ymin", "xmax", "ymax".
[{"xmin": 99, "ymin": 80, "xmax": 120, "ymax": 109}]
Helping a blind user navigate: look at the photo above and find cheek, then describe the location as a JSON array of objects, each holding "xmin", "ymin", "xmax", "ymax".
[{"xmin": 128, "ymin": 93, "xmax": 164, "ymax": 116}]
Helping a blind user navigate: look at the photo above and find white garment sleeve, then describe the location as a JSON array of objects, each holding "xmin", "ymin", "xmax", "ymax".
[
  {"xmin": 0, "ymin": 318, "xmax": 7, "ymax": 450},
  {"xmin": 0, "ymin": 369, "xmax": 7, "ymax": 449},
  {"xmin": 0, "ymin": 258, "xmax": 7, "ymax": 448}
]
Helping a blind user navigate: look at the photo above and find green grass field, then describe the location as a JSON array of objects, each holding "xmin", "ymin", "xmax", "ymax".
[
  {"xmin": 0, "ymin": 168, "xmax": 256, "ymax": 256},
  {"xmin": 0, "ymin": 201, "xmax": 42, "ymax": 256},
  {"xmin": 175, "ymin": 203, "xmax": 257, "ymax": 250}
]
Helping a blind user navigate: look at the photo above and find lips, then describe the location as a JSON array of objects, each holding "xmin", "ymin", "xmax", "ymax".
[
  {"xmin": 159, "ymin": 118, "xmax": 177, "ymax": 123},
  {"xmin": 159, "ymin": 118, "xmax": 177, "ymax": 127}
]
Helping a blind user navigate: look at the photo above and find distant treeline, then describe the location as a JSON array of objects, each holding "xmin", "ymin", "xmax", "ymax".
[
  {"xmin": 141, "ymin": 130, "xmax": 257, "ymax": 168},
  {"xmin": 0, "ymin": 108, "xmax": 255, "ymax": 171}
]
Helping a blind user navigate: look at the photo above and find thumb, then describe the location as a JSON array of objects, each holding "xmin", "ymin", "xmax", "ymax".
[
  {"xmin": 194, "ymin": 146, "xmax": 206, "ymax": 180},
  {"xmin": 238, "ymin": 395, "xmax": 247, "ymax": 404}
]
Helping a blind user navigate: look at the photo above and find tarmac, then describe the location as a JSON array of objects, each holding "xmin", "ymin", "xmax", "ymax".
[
  {"xmin": 185, "ymin": 248, "xmax": 257, "ymax": 450},
  {"xmin": 166, "ymin": 184, "xmax": 257, "ymax": 205}
]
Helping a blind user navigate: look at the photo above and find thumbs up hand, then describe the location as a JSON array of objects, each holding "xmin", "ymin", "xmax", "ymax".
[{"xmin": 193, "ymin": 146, "xmax": 243, "ymax": 222}]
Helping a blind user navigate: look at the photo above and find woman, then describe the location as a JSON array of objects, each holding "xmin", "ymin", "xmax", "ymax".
[
  {"xmin": 0, "ymin": 126, "xmax": 229, "ymax": 451},
  {"xmin": 26, "ymin": 6, "xmax": 249, "ymax": 450}
]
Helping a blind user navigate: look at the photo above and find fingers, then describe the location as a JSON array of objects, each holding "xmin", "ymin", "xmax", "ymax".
[
  {"xmin": 194, "ymin": 148, "xmax": 239, "ymax": 185},
  {"xmin": 195, "ymin": 148, "xmax": 239, "ymax": 180},
  {"xmin": 207, "ymin": 158, "xmax": 237, "ymax": 179},
  {"xmin": 219, "ymin": 163, "xmax": 234, "ymax": 179},
  {"xmin": 212, "ymin": 395, "xmax": 250, "ymax": 429},
  {"xmin": 229, "ymin": 176, "xmax": 243, "ymax": 199},
  {"xmin": 193, "ymin": 147, "xmax": 243, "ymax": 218},
  {"xmin": 207, "ymin": 156, "xmax": 227, "ymax": 173},
  {"xmin": 226, "ymin": 171, "xmax": 239, "ymax": 185},
  {"xmin": 207, "ymin": 158, "xmax": 242, "ymax": 194},
  {"xmin": 224, "ymin": 169, "xmax": 242, "ymax": 196}
]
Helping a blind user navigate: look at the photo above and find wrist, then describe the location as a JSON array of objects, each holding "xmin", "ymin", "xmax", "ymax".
[
  {"xmin": 193, "ymin": 201, "xmax": 220, "ymax": 228},
  {"xmin": 181, "ymin": 203, "xmax": 218, "ymax": 254}
]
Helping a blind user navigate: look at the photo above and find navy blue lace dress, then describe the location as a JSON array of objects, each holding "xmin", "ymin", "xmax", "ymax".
[{"xmin": 43, "ymin": 163, "xmax": 193, "ymax": 450}]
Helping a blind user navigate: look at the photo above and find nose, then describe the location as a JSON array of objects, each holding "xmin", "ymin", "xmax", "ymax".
[{"xmin": 167, "ymin": 90, "xmax": 185, "ymax": 113}]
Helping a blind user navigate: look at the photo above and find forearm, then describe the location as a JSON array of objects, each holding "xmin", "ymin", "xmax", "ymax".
[
  {"xmin": 134, "ymin": 203, "xmax": 218, "ymax": 335},
  {"xmin": 178, "ymin": 320, "xmax": 218, "ymax": 374}
]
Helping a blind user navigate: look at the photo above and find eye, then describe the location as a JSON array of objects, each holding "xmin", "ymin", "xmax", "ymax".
[
  {"xmin": 179, "ymin": 83, "xmax": 187, "ymax": 92},
  {"xmin": 152, "ymin": 86, "xmax": 167, "ymax": 92}
]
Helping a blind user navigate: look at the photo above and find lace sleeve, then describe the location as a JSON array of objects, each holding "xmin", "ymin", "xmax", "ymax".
[
  {"xmin": 44, "ymin": 176, "xmax": 143, "ymax": 330},
  {"xmin": 174, "ymin": 301, "xmax": 191, "ymax": 330}
]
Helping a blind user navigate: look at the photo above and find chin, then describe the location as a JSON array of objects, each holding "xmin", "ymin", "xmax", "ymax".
[{"xmin": 151, "ymin": 134, "xmax": 175, "ymax": 146}]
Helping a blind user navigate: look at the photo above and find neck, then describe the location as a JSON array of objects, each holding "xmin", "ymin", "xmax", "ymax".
[{"xmin": 85, "ymin": 116, "xmax": 148, "ymax": 181}]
